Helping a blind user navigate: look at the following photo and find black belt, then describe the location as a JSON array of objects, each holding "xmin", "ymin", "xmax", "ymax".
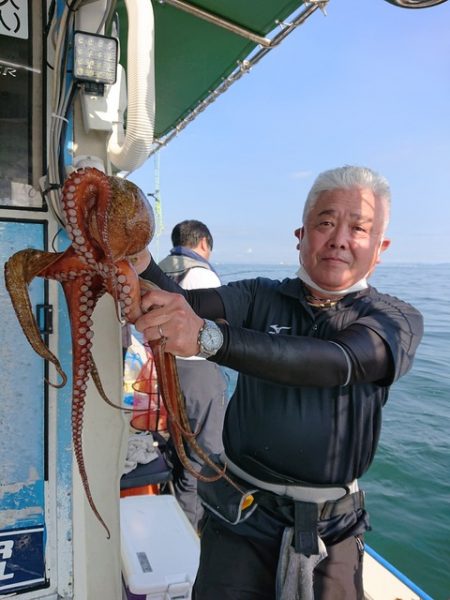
[{"xmin": 256, "ymin": 489, "xmax": 365, "ymax": 556}]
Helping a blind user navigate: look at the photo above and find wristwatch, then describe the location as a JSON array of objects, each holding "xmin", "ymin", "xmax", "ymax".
[{"xmin": 196, "ymin": 319, "xmax": 223, "ymax": 358}]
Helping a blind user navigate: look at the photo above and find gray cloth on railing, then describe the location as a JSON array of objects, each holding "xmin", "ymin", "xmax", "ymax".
[
  {"xmin": 123, "ymin": 433, "xmax": 159, "ymax": 474},
  {"xmin": 276, "ymin": 527, "xmax": 328, "ymax": 600}
]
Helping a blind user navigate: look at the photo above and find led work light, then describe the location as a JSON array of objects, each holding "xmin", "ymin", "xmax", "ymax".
[{"xmin": 74, "ymin": 31, "xmax": 118, "ymax": 87}]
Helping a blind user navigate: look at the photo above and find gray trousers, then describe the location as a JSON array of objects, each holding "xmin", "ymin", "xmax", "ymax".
[
  {"xmin": 193, "ymin": 515, "xmax": 364, "ymax": 600},
  {"xmin": 168, "ymin": 358, "xmax": 227, "ymax": 529}
]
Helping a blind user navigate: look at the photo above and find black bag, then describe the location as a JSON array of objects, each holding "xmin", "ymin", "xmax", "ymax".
[{"xmin": 197, "ymin": 454, "xmax": 259, "ymax": 525}]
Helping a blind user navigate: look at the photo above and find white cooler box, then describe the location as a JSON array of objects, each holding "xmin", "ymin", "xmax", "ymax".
[{"xmin": 121, "ymin": 495, "xmax": 200, "ymax": 600}]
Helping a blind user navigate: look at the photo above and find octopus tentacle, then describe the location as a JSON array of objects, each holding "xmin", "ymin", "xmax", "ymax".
[
  {"xmin": 150, "ymin": 339, "xmax": 243, "ymax": 493},
  {"xmin": 4, "ymin": 248, "xmax": 68, "ymax": 387},
  {"xmin": 90, "ymin": 360, "xmax": 131, "ymax": 411},
  {"xmin": 105, "ymin": 259, "xmax": 142, "ymax": 325},
  {"xmin": 71, "ymin": 360, "xmax": 111, "ymax": 538},
  {"xmin": 64, "ymin": 167, "xmax": 124, "ymax": 323},
  {"xmin": 149, "ymin": 341, "xmax": 198, "ymax": 438},
  {"xmin": 4, "ymin": 244, "xmax": 113, "ymax": 535},
  {"xmin": 60, "ymin": 273, "xmax": 117, "ymax": 537},
  {"xmin": 61, "ymin": 168, "xmax": 108, "ymax": 266}
]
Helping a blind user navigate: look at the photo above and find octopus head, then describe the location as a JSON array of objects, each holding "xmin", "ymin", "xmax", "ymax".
[{"xmin": 88, "ymin": 175, "xmax": 155, "ymax": 262}]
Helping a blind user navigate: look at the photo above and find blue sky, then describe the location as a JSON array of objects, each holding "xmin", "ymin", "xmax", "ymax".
[{"xmin": 130, "ymin": 0, "xmax": 450, "ymax": 265}]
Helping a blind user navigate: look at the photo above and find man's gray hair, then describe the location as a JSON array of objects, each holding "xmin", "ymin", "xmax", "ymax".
[{"xmin": 302, "ymin": 165, "xmax": 391, "ymax": 230}]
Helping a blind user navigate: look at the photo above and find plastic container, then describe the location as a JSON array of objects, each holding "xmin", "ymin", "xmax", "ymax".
[
  {"xmin": 131, "ymin": 354, "xmax": 167, "ymax": 432},
  {"xmin": 123, "ymin": 346, "xmax": 145, "ymax": 407},
  {"xmin": 121, "ymin": 495, "xmax": 200, "ymax": 599}
]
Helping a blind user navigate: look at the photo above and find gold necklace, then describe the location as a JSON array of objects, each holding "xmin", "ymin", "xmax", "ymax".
[{"xmin": 305, "ymin": 294, "xmax": 341, "ymax": 308}]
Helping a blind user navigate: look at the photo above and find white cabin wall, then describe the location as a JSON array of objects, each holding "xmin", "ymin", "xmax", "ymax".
[{"xmin": 72, "ymin": 295, "xmax": 128, "ymax": 600}]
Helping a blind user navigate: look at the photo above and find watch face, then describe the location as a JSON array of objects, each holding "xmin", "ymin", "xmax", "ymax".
[
  {"xmin": 199, "ymin": 320, "xmax": 223, "ymax": 356},
  {"xmin": 202, "ymin": 325, "xmax": 222, "ymax": 351}
]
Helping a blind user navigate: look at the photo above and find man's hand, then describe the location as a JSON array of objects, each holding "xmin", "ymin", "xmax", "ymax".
[
  {"xmin": 135, "ymin": 288, "xmax": 204, "ymax": 357},
  {"xmin": 128, "ymin": 247, "xmax": 152, "ymax": 274}
]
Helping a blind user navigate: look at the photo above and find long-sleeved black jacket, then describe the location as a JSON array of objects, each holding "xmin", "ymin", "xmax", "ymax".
[{"xmin": 140, "ymin": 261, "xmax": 423, "ymax": 484}]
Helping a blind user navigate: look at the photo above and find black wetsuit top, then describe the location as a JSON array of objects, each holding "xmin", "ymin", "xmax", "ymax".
[{"xmin": 141, "ymin": 262, "xmax": 423, "ymax": 485}]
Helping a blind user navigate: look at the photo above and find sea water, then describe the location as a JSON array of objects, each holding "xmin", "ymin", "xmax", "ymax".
[{"xmin": 216, "ymin": 262, "xmax": 450, "ymax": 600}]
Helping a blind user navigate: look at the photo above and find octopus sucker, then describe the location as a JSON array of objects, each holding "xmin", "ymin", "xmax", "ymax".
[{"xmin": 3, "ymin": 166, "xmax": 242, "ymax": 537}]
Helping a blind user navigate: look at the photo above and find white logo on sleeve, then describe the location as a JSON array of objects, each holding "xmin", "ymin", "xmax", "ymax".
[{"xmin": 269, "ymin": 324, "xmax": 291, "ymax": 334}]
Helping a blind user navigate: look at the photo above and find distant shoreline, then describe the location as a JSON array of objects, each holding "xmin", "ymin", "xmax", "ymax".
[{"xmin": 213, "ymin": 261, "xmax": 450, "ymax": 267}]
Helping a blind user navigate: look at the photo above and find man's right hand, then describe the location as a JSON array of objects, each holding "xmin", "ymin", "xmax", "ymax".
[{"xmin": 135, "ymin": 288, "xmax": 204, "ymax": 357}]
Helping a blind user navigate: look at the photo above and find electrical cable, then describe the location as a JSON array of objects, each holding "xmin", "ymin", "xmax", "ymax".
[{"xmin": 45, "ymin": 0, "xmax": 116, "ymax": 226}]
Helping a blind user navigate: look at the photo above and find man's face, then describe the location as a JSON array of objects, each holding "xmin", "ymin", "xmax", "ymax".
[{"xmin": 299, "ymin": 187, "xmax": 390, "ymax": 291}]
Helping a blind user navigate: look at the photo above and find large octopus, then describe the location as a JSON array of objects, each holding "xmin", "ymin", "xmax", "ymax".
[{"xmin": 4, "ymin": 167, "xmax": 240, "ymax": 538}]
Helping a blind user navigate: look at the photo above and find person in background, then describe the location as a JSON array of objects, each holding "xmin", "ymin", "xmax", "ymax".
[
  {"xmin": 132, "ymin": 166, "xmax": 423, "ymax": 600},
  {"xmin": 158, "ymin": 219, "xmax": 228, "ymax": 529}
]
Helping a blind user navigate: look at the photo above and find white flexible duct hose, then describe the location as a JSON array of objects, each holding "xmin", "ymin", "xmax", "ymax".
[{"xmin": 107, "ymin": 0, "xmax": 155, "ymax": 171}]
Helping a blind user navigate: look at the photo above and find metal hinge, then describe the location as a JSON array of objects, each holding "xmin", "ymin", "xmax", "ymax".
[{"xmin": 36, "ymin": 303, "xmax": 54, "ymax": 334}]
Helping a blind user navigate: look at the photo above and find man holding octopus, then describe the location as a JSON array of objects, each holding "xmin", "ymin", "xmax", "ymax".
[{"xmin": 132, "ymin": 165, "xmax": 423, "ymax": 600}]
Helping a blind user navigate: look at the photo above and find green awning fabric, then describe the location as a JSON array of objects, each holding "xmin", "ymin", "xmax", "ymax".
[{"xmin": 116, "ymin": 1, "xmax": 308, "ymax": 140}]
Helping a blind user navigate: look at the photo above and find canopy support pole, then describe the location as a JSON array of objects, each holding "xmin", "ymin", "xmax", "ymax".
[
  {"xmin": 160, "ymin": 0, "xmax": 272, "ymax": 47},
  {"xmin": 149, "ymin": 1, "xmax": 328, "ymax": 155}
]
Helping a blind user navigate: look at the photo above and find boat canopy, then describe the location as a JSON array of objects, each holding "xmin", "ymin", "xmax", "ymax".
[
  {"xmin": 115, "ymin": 0, "xmax": 324, "ymax": 148},
  {"xmin": 111, "ymin": 0, "xmax": 446, "ymax": 161}
]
